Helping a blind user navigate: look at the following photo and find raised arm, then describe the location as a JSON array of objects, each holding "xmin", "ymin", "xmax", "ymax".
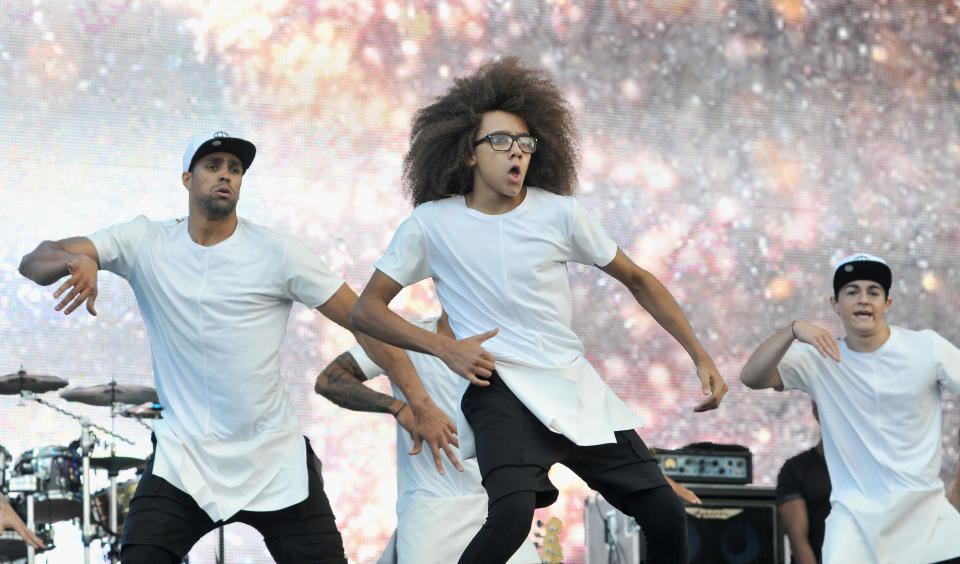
[
  {"xmin": 316, "ymin": 282, "xmax": 463, "ymax": 472},
  {"xmin": 19, "ymin": 237, "xmax": 101, "ymax": 315},
  {"xmin": 599, "ymin": 249, "xmax": 727, "ymax": 412},
  {"xmin": 740, "ymin": 321, "xmax": 839, "ymax": 390}
]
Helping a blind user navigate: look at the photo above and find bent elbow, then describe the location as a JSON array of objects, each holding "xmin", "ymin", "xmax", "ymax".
[
  {"xmin": 17, "ymin": 257, "xmax": 30, "ymax": 280},
  {"xmin": 350, "ymin": 298, "xmax": 372, "ymax": 334},
  {"xmin": 738, "ymin": 371, "xmax": 762, "ymax": 390},
  {"xmin": 17, "ymin": 256, "xmax": 45, "ymax": 285},
  {"xmin": 739, "ymin": 368, "xmax": 778, "ymax": 391},
  {"xmin": 314, "ymin": 373, "xmax": 328, "ymax": 395}
]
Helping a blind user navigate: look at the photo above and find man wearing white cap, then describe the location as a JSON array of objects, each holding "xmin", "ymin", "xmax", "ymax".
[
  {"xmin": 740, "ymin": 253, "xmax": 960, "ymax": 564},
  {"xmin": 18, "ymin": 131, "xmax": 453, "ymax": 563}
]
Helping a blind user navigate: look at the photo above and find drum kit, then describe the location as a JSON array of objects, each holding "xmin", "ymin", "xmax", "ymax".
[{"xmin": 0, "ymin": 368, "xmax": 162, "ymax": 564}]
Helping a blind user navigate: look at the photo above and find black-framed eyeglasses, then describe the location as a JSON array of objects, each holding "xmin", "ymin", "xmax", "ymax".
[{"xmin": 473, "ymin": 132, "xmax": 538, "ymax": 154}]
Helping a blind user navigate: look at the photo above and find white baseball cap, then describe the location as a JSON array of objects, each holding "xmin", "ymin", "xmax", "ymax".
[
  {"xmin": 832, "ymin": 252, "xmax": 891, "ymax": 296},
  {"xmin": 182, "ymin": 130, "xmax": 256, "ymax": 173}
]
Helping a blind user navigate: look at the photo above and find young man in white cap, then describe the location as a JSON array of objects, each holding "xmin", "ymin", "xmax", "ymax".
[
  {"xmin": 18, "ymin": 131, "xmax": 454, "ymax": 563},
  {"xmin": 740, "ymin": 253, "xmax": 960, "ymax": 564}
]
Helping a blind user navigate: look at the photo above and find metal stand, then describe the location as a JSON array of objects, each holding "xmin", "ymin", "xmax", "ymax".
[
  {"xmin": 106, "ymin": 438, "xmax": 120, "ymax": 564},
  {"xmin": 81, "ymin": 419, "xmax": 93, "ymax": 564},
  {"xmin": 25, "ymin": 493, "xmax": 35, "ymax": 564}
]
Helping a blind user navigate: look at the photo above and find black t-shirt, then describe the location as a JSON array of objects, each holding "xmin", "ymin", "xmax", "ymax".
[{"xmin": 776, "ymin": 446, "xmax": 831, "ymax": 564}]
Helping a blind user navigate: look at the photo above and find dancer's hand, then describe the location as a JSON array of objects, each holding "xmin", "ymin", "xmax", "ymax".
[
  {"xmin": 664, "ymin": 475, "xmax": 701, "ymax": 505},
  {"xmin": 693, "ymin": 360, "xmax": 728, "ymax": 412},
  {"xmin": 407, "ymin": 402, "xmax": 463, "ymax": 474},
  {"xmin": 53, "ymin": 254, "xmax": 99, "ymax": 315},
  {"xmin": 440, "ymin": 329, "xmax": 498, "ymax": 386},
  {"xmin": 791, "ymin": 321, "xmax": 840, "ymax": 362},
  {"xmin": 0, "ymin": 499, "xmax": 46, "ymax": 550}
]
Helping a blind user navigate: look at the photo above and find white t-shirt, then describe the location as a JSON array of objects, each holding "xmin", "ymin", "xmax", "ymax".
[
  {"xmin": 348, "ymin": 319, "xmax": 485, "ymax": 509},
  {"xmin": 375, "ymin": 188, "xmax": 645, "ymax": 457},
  {"xmin": 89, "ymin": 215, "xmax": 344, "ymax": 521},
  {"xmin": 779, "ymin": 326, "xmax": 960, "ymax": 563},
  {"xmin": 349, "ymin": 319, "xmax": 540, "ymax": 564}
]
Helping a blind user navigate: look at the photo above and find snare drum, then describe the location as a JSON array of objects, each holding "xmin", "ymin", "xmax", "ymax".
[
  {"xmin": 12, "ymin": 446, "xmax": 82, "ymax": 523},
  {"xmin": 0, "ymin": 523, "xmax": 54, "ymax": 561},
  {"xmin": 92, "ymin": 479, "xmax": 139, "ymax": 536}
]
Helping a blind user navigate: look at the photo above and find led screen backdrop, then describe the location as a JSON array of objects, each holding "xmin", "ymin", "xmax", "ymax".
[{"xmin": 2, "ymin": 0, "xmax": 959, "ymax": 561}]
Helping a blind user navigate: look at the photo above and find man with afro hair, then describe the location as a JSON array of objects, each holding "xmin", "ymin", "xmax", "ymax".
[{"xmin": 353, "ymin": 57, "xmax": 728, "ymax": 563}]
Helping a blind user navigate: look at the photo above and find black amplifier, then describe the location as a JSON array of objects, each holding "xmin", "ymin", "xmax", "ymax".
[{"xmin": 652, "ymin": 442, "xmax": 752, "ymax": 485}]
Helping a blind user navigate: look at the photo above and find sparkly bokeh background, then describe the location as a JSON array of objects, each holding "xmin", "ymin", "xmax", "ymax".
[{"xmin": 2, "ymin": 0, "xmax": 959, "ymax": 562}]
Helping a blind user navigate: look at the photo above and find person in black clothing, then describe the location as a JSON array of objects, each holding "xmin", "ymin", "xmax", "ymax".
[{"xmin": 776, "ymin": 400, "xmax": 830, "ymax": 564}]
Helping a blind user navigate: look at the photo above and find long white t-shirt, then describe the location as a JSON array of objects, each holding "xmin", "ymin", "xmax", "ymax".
[
  {"xmin": 779, "ymin": 326, "xmax": 960, "ymax": 563},
  {"xmin": 89, "ymin": 215, "xmax": 343, "ymax": 521},
  {"xmin": 375, "ymin": 188, "xmax": 645, "ymax": 457}
]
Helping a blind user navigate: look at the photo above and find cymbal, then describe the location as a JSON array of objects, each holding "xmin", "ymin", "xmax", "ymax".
[
  {"xmin": 0, "ymin": 370, "xmax": 68, "ymax": 394},
  {"xmin": 121, "ymin": 402, "xmax": 164, "ymax": 419},
  {"xmin": 60, "ymin": 383, "xmax": 158, "ymax": 406},
  {"xmin": 90, "ymin": 455, "xmax": 147, "ymax": 473}
]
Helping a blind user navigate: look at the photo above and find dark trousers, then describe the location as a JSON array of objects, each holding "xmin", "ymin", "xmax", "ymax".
[
  {"xmin": 458, "ymin": 373, "xmax": 688, "ymax": 563},
  {"xmin": 120, "ymin": 438, "xmax": 346, "ymax": 564}
]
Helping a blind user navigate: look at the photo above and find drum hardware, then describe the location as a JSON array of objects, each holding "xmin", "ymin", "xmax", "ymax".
[
  {"xmin": 25, "ymin": 489, "xmax": 35, "ymax": 564},
  {"xmin": 6, "ymin": 374, "xmax": 156, "ymax": 563},
  {"xmin": 11, "ymin": 445, "xmax": 83, "ymax": 524},
  {"xmin": 0, "ymin": 369, "xmax": 69, "ymax": 396},
  {"xmin": 90, "ymin": 456, "xmax": 147, "ymax": 474},
  {"xmin": 59, "ymin": 381, "xmax": 158, "ymax": 563},
  {"xmin": 21, "ymin": 391, "xmax": 137, "ymax": 447},
  {"xmin": 80, "ymin": 419, "xmax": 95, "ymax": 564},
  {"xmin": 119, "ymin": 402, "xmax": 163, "ymax": 436},
  {"xmin": 0, "ymin": 445, "xmax": 9, "ymax": 493},
  {"xmin": 120, "ymin": 401, "xmax": 163, "ymax": 419},
  {"xmin": 60, "ymin": 381, "xmax": 158, "ymax": 407},
  {"xmin": 7, "ymin": 476, "xmax": 38, "ymax": 564},
  {"xmin": 15, "ymin": 387, "xmax": 146, "ymax": 564}
]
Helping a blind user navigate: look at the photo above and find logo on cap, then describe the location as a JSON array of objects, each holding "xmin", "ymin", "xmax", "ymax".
[{"xmin": 211, "ymin": 131, "xmax": 230, "ymax": 147}]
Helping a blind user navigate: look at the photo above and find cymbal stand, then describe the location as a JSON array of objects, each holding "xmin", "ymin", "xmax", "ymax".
[
  {"xmin": 76, "ymin": 418, "xmax": 99, "ymax": 564},
  {"xmin": 106, "ymin": 402, "xmax": 128, "ymax": 564},
  {"xmin": 26, "ymin": 493, "xmax": 35, "ymax": 564}
]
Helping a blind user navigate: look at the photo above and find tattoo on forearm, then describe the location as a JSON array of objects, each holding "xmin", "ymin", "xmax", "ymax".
[{"xmin": 317, "ymin": 352, "xmax": 397, "ymax": 414}]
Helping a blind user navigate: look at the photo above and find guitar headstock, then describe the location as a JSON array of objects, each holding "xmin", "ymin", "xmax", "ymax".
[{"xmin": 539, "ymin": 516, "xmax": 564, "ymax": 564}]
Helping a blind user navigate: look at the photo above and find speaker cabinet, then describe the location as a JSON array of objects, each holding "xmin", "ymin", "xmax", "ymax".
[
  {"xmin": 685, "ymin": 485, "xmax": 782, "ymax": 564},
  {"xmin": 585, "ymin": 485, "xmax": 783, "ymax": 564}
]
